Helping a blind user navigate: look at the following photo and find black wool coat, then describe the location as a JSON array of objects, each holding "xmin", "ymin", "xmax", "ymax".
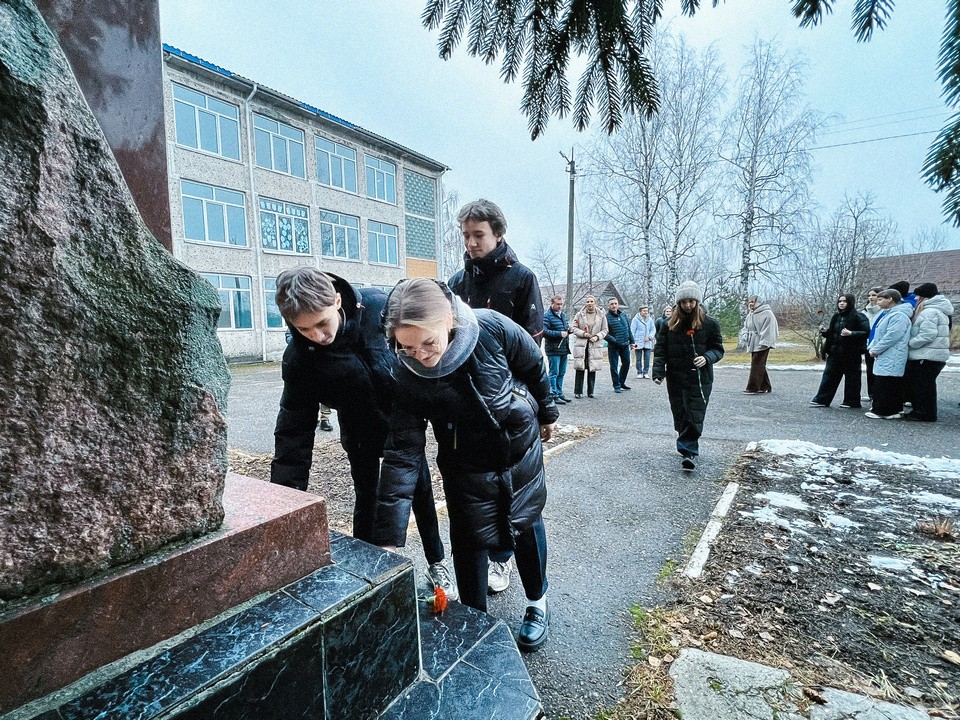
[
  {"xmin": 374, "ymin": 310, "xmax": 559, "ymax": 551},
  {"xmin": 271, "ymin": 278, "xmax": 396, "ymax": 491},
  {"xmin": 821, "ymin": 309, "xmax": 870, "ymax": 360}
]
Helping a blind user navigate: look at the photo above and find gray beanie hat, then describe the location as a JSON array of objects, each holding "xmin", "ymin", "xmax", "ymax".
[{"xmin": 675, "ymin": 280, "xmax": 702, "ymax": 304}]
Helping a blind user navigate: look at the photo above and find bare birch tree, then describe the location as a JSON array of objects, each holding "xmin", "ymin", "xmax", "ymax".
[{"xmin": 721, "ymin": 40, "xmax": 822, "ymax": 332}]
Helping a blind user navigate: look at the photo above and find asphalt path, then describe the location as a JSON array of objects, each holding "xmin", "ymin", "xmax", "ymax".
[{"xmin": 225, "ymin": 359, "xmax": 960, "ymax": 720}]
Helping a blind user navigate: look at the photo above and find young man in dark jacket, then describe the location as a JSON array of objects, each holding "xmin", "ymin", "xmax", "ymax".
[
  {"xmin": 543, "ymin": 295, "xmax": 571, "ymax": 404},
  {"xmin": 270, "ymin": 268, "xmax": 456, "ymax": 599},
  {"xmin": 605, "ymin": 298, "xmax": 634, "ymax": 392},
  {"xmin": 448, "ymin": 198, "xmax": 547, "ymax": 594},
  {"xmin": 448, "ymin": 199, "xmax": 544, "ymax": 344}
]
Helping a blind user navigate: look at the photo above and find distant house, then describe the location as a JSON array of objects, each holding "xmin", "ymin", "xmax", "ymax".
[
  {"xmin": 539, "ymin": 280, "xmax": 627, "ymax": 312},
  {"xmin": 858, "ymin": 250, "xmax": 960, "ymax": 303}
]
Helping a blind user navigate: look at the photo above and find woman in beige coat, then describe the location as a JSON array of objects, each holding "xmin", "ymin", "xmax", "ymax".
[
  {"xmin": 571, "ymin": 295, "xmax": 608, "ymax": 398},
  {"xmin": 741, "ymin": 296, "xmax": 778, "ymax": 394}
]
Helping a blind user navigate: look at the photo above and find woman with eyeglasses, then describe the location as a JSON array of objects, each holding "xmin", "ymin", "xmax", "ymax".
[
  {"xmin": 270, "ymin": 268, "xmax": 456, "ymax": 601},
  {"xmin": 373, "ymin": 278, "xmax": 559, "ymax": 652}
]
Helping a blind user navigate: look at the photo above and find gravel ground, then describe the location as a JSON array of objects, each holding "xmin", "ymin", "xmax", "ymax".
[{"xmin": 225, "ymin": 358, "xmax": 960, "ymax": 720}]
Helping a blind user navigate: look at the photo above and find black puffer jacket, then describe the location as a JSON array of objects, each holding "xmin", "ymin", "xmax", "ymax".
[
  {"xmin": 449, "ymin": 240, "xmax": 544, "ymax": 341},
  {"xmin": 271, "ymin": 277, "xmax": 395, "ymax": 490},
  {"xmin": 374, "ymin": 309, "xmax": 559, "ymax": 550},
  {"xmin": 821, "ymin": 308, "xmax": 870, "ymax": 360}
]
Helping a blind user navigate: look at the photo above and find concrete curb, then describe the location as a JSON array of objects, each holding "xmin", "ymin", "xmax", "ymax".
[{"xmin": 682, "ymin": 481, "xmax": 740, "ymax": 579}]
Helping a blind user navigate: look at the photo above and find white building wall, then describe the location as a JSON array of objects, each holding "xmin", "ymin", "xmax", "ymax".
[{"xmin": 161, "ymin": 54, "xmax": 444, "ymax": 361}]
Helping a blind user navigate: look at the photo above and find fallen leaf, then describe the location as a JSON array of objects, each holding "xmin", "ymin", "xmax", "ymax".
[
  {"xmin": 758, "ymin": 632, "xmax": 774, "ymax": 642},
  {"xmin": 867, "ymin": 583, "xmax": 883, "ymax": 591},
  {"xmin": 699, "ymin": 594, "xmax": 714, "ymax": 605},
  {"xmin": 648, "ymin": 655, "xmax": 662, "ymax": 668},
  {"xmin": 927, "ymin": 668, "xmax": 941, "ymax": 675},
  {"xmin": 803, "ymin": 687, "xmax": 827, "ymax": 704},
  {"xmin": 822, "ymin": 593, "xmax": 842, "ymax": 606},
  {"xmin": 906, "ymin": 588, "xmax": 927, "ymax": 597},
  {"xmin": 940, "ymin": 583, "xmax": 960, "ymax": 592},
  {"xmin": 702, "ymin": 631, "xmax": 718, "ymax": 641},
  {"xmin": 774, "ymin": 606, "xmax": 785, "ymax": 614},
  {"xmin": 663, "ymin": 654, "xmax": 675, "ymax": 663},
  {"xmin": 904, "ymin": 687, "xmax": 923, "ymax": 699},
  {"xmin": 728, "ymin": 629, "xmax": 745, "ymax": 639},
  {"xmin": 942, "ymin": 650, "xmax": 960, "ymax": 666}
]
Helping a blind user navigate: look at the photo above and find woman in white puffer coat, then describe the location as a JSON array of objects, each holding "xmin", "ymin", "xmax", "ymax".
[{"xmin": 904, "ymin": 282, "xmax": 954, "ymax": 422}]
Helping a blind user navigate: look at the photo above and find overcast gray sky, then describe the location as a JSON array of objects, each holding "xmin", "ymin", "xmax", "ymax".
[{"xmin": 159, "ymin": 0, "xmax": 960, "ymax": 263}]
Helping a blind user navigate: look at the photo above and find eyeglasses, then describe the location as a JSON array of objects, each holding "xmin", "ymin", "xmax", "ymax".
[{"xmin": 395, "ymin": 338, "xmax": 442, "ymax": 358}]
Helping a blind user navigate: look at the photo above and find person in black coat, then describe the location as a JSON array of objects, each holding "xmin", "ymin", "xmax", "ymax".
[
  {"xmin": 810, "ymin": 294, "xmax": 870, "ymax": 408},
  {"xmin": 269, "ymin": 268, "xmax": 455, "ymax": 598},
  {"xmin": 448, "ymin": 198, "xmax": 545, "ymax": 594},
  {"xmin": 448, "ymin": 198, "xmax": 544, "ymax": 343},
  {"xmin": 652, "ymin": 281, "xmax": 725, "ymax": 471},
  {"xmin": 374, "ymin": 278, "xmax": 558, "ymax": 652},
  {"xmin": 605, "ymin": 297, "xmax": 635, "ymax": 392}
]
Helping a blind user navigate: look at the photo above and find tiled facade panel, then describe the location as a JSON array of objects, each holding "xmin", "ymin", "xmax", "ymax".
[
  {"xmin": 404, "ymin": 215, "xmax": 437, "ymax": 260},
  {"xmin": 403, "ymin": 170, "xmax": 436, "ymax": 216}
]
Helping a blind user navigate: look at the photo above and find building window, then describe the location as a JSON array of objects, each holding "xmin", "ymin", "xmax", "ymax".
[
  {"xmin": 368, "ymin": 221, "xmax": 398, "ymax": 265},
  {"xmin": 254, "ymin": 114, "xmax": 305, "ymax": 178},
  {"xmin": 365, "ymin": 156, "xmax": 396, "ymax": 203},
  {"xmin": 316, "ymin": 137, "xmax": 357, "ymax": 192},
  {"xmin": 259, "ymin": 198, "xmax": 310, "ymax": 254},
  {"xmin": 202, "ymin": 274, "xmax": 252, "ymax": 329},
  {"xmin": 180, "ymin": 180, "xmax": 247, "ymax": 246},
  {"xmin": 172, "ymin": 84, "xmax": 240, "ymax": 160},
  {"xmin": 319, "ymin": 210, "xmax": 360, "ymax": 260},
  {"xmin": 263, "ymin": 277, "xmax": 285, "ymax": 329}
]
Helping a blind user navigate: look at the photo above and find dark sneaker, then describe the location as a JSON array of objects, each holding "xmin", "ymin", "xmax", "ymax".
[
  {"xmin": 517, "ymin": 603, "xmax": 550, "ymax": 652},
  {"xmin": 681, "ymin": 457, "xmax": 696, "ymax": 471},
  {"xmin": 808, "ymin": 401, "xmax": 828, "ymax": 407},
  {"xmin": 558, "ymin": 395, "xmax": 571, "ymax": 403},
  {"xmin": 553, "ymin": 395, "xmax": 567, "ymax": 405},
  {"xmin": 614, "ymin": 387, "xmax": 622, "ymax": 393},
  {"xmin": 838, "ymin": 403, "xmax": 862, "ymax": 409},
  {"xmin": 620, "ymin": 384, "xmax": 632, "ymax": 390},
  {"xmin": 319, "ymin": 417, "xmax": 334, "ymax": 431}
]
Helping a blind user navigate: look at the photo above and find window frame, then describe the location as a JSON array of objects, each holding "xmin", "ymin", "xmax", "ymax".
[
  {"xmin": 253, "ymin": 114, "xmax": 306, "ymax": 178},
  {"xmin": 180, "ymin": 179, "xmax": 248, "ymax": 248},
  {"xmin": 315, "ymin": 136, "xmax": 358, "ymax": 193},
  {"xmin": 318, "ymin": 209, "xmax": 361, "ymax": 261},
  {"xmin": 263, "ymin": 277, "xmax": 286, "ymax": 330},
  {"xmin": 202, "ymin": 273, "xmax": 253, "ymax": 330},
  {"xmin": 364, "ymin": 155, "xmax": 397, "ymax": 204},
  {"xmin": 258, "ymin": 197, "xmax": 311, "ymax": 255},
  {"xmin": 367, "ymin": 220, "xmax": 399, "ymax": 266},
  {"xmin": 172, "ymin": 83, "xmax": 241, "ymax": 161}
]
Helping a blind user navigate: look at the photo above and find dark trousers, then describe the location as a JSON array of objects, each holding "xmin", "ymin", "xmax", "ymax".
[
  {"xmin": 904, "ymin": 359, "xmax": 946, "ymax": 420},
  {"xmin": 346, "ymin": 445, "xmax": 443, "ymax": 564},
  {"xmin": 865, "ymin": 354, "xmax": 875, "ymax": 399},
  {"xmin": 634, "ymin": 348, "xmax": 652, "ymax": 375},
  {"xmin": 666, "ymin": 372, "xmax": 712, "ymax": 457},
  {"xmin": 871, "ymin": 374, "xmax": 904, "ymax": 416},
  {"xmin": 574, "ymin": 370, "xmax": 596, "ymax": 396},
  {"xmin": 547, "ymin": 354, "xmax": 568, "ymax": 396},
  {"xmin": 452, "ymin": 517, "xmax": 548, "ymax": 613},
  {"xmin": 745, "ymin": 349, "xmax": 772, "ymax": 392},
  {"xmin": 608, "ymin": 344, "xmax": 631, "ymax": 388},
  {"xmin": 812, "ymin": 355, "xmax": 862, "ymax": 407}
]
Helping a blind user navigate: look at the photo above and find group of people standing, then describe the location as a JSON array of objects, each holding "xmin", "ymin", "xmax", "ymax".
[{"xmin": 810, "ymin": 281, "xmax": 954, "ymax": 421}]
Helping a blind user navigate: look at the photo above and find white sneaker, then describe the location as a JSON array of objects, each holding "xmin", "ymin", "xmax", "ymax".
[
  {"xmin": 427, "ymin": 561, "xmax": 459, "ymax": 602},
  {"xmin": 864, "ymin": 411, "xmax": 902, "ymax": 420},
  {"xmin": 487, "ymin": 559, "xmax": 512, "ymax": 594}
]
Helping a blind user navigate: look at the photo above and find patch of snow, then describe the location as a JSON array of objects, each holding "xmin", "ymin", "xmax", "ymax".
[
  {"xmin": 760, "ymin": 469, "xmax": 793, "ymax": 480},
  {"xmin": 868, "ymin": 556, "xmax": 914, "ymax": 571},
  {"xmin": 755, "ymin": 439, "xmax": 837, "ymax": 457},
  {"xmin": 822, "ymin": 512, "xmax": 859, "ymax": 530},
  {"xmin": 912, "ymin": 491, "xmax": 960, "ymax": 509},
  {"xmin": 755, "ymin": 491, "xmax": 809, "ymax": 510}
]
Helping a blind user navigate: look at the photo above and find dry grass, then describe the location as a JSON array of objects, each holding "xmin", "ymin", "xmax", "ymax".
[{"xmin": 915, "ymin": 516, "xmax": 957, "ymax": 541}]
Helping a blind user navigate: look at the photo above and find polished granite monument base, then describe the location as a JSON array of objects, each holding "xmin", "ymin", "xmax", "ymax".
[
  {"xmin": 0, "ymin": 474, "xmax": 330, "ymax": 713},
  {"xmin": 6, "ymin": 534, "xmax": 544, "ymax": 720}
]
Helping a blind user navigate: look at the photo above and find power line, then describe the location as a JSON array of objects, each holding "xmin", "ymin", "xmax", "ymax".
[
  {"xmin": 822, "ymin": 104, "xmax": 947, "ymax": 129},
  {"xmin": 809, "ymin": 128, "xmax": 940, "ymax": 151}
]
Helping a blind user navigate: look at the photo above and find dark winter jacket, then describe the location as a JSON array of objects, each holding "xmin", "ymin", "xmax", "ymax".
[
  {"xmin": 449, "ymin": 240, "xmax": 544, "ymax": 341},
  {"xmin": 821, "ymin": 308, "xmax": 870, "ymax": 361},
  {"xmin": 605, "ymin": 309, "xmax": 634, "ymax": 349},
  {"xmin": 543, "ymin": 308, "xmax": 570, "ymax": 355},
  {"xmin": 271, "ymin": 278, "xmax": 395, "ymax": 490},
  {"xmin": 374, "ymin": 307, "xmax": 559, "ymax": 551},
  {"xmin": 652, "ymin": 315, "xmax": 725, "ymax": 385}
]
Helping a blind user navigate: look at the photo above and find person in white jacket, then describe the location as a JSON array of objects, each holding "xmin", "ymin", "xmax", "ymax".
[
  {"xmin": 741, "ymin": 296, "xmax": 779, "ymax": 394},
  {"xmin": 904, "ymin": 282, "xmax": 954, "ymax": 422},
  {"xmin": 630, "ymin": 305, "xmax": 656, "ymax": 379},
  {"xmin": 866, "ymin": 289, "xmax": 914, "ymax": 419}
]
